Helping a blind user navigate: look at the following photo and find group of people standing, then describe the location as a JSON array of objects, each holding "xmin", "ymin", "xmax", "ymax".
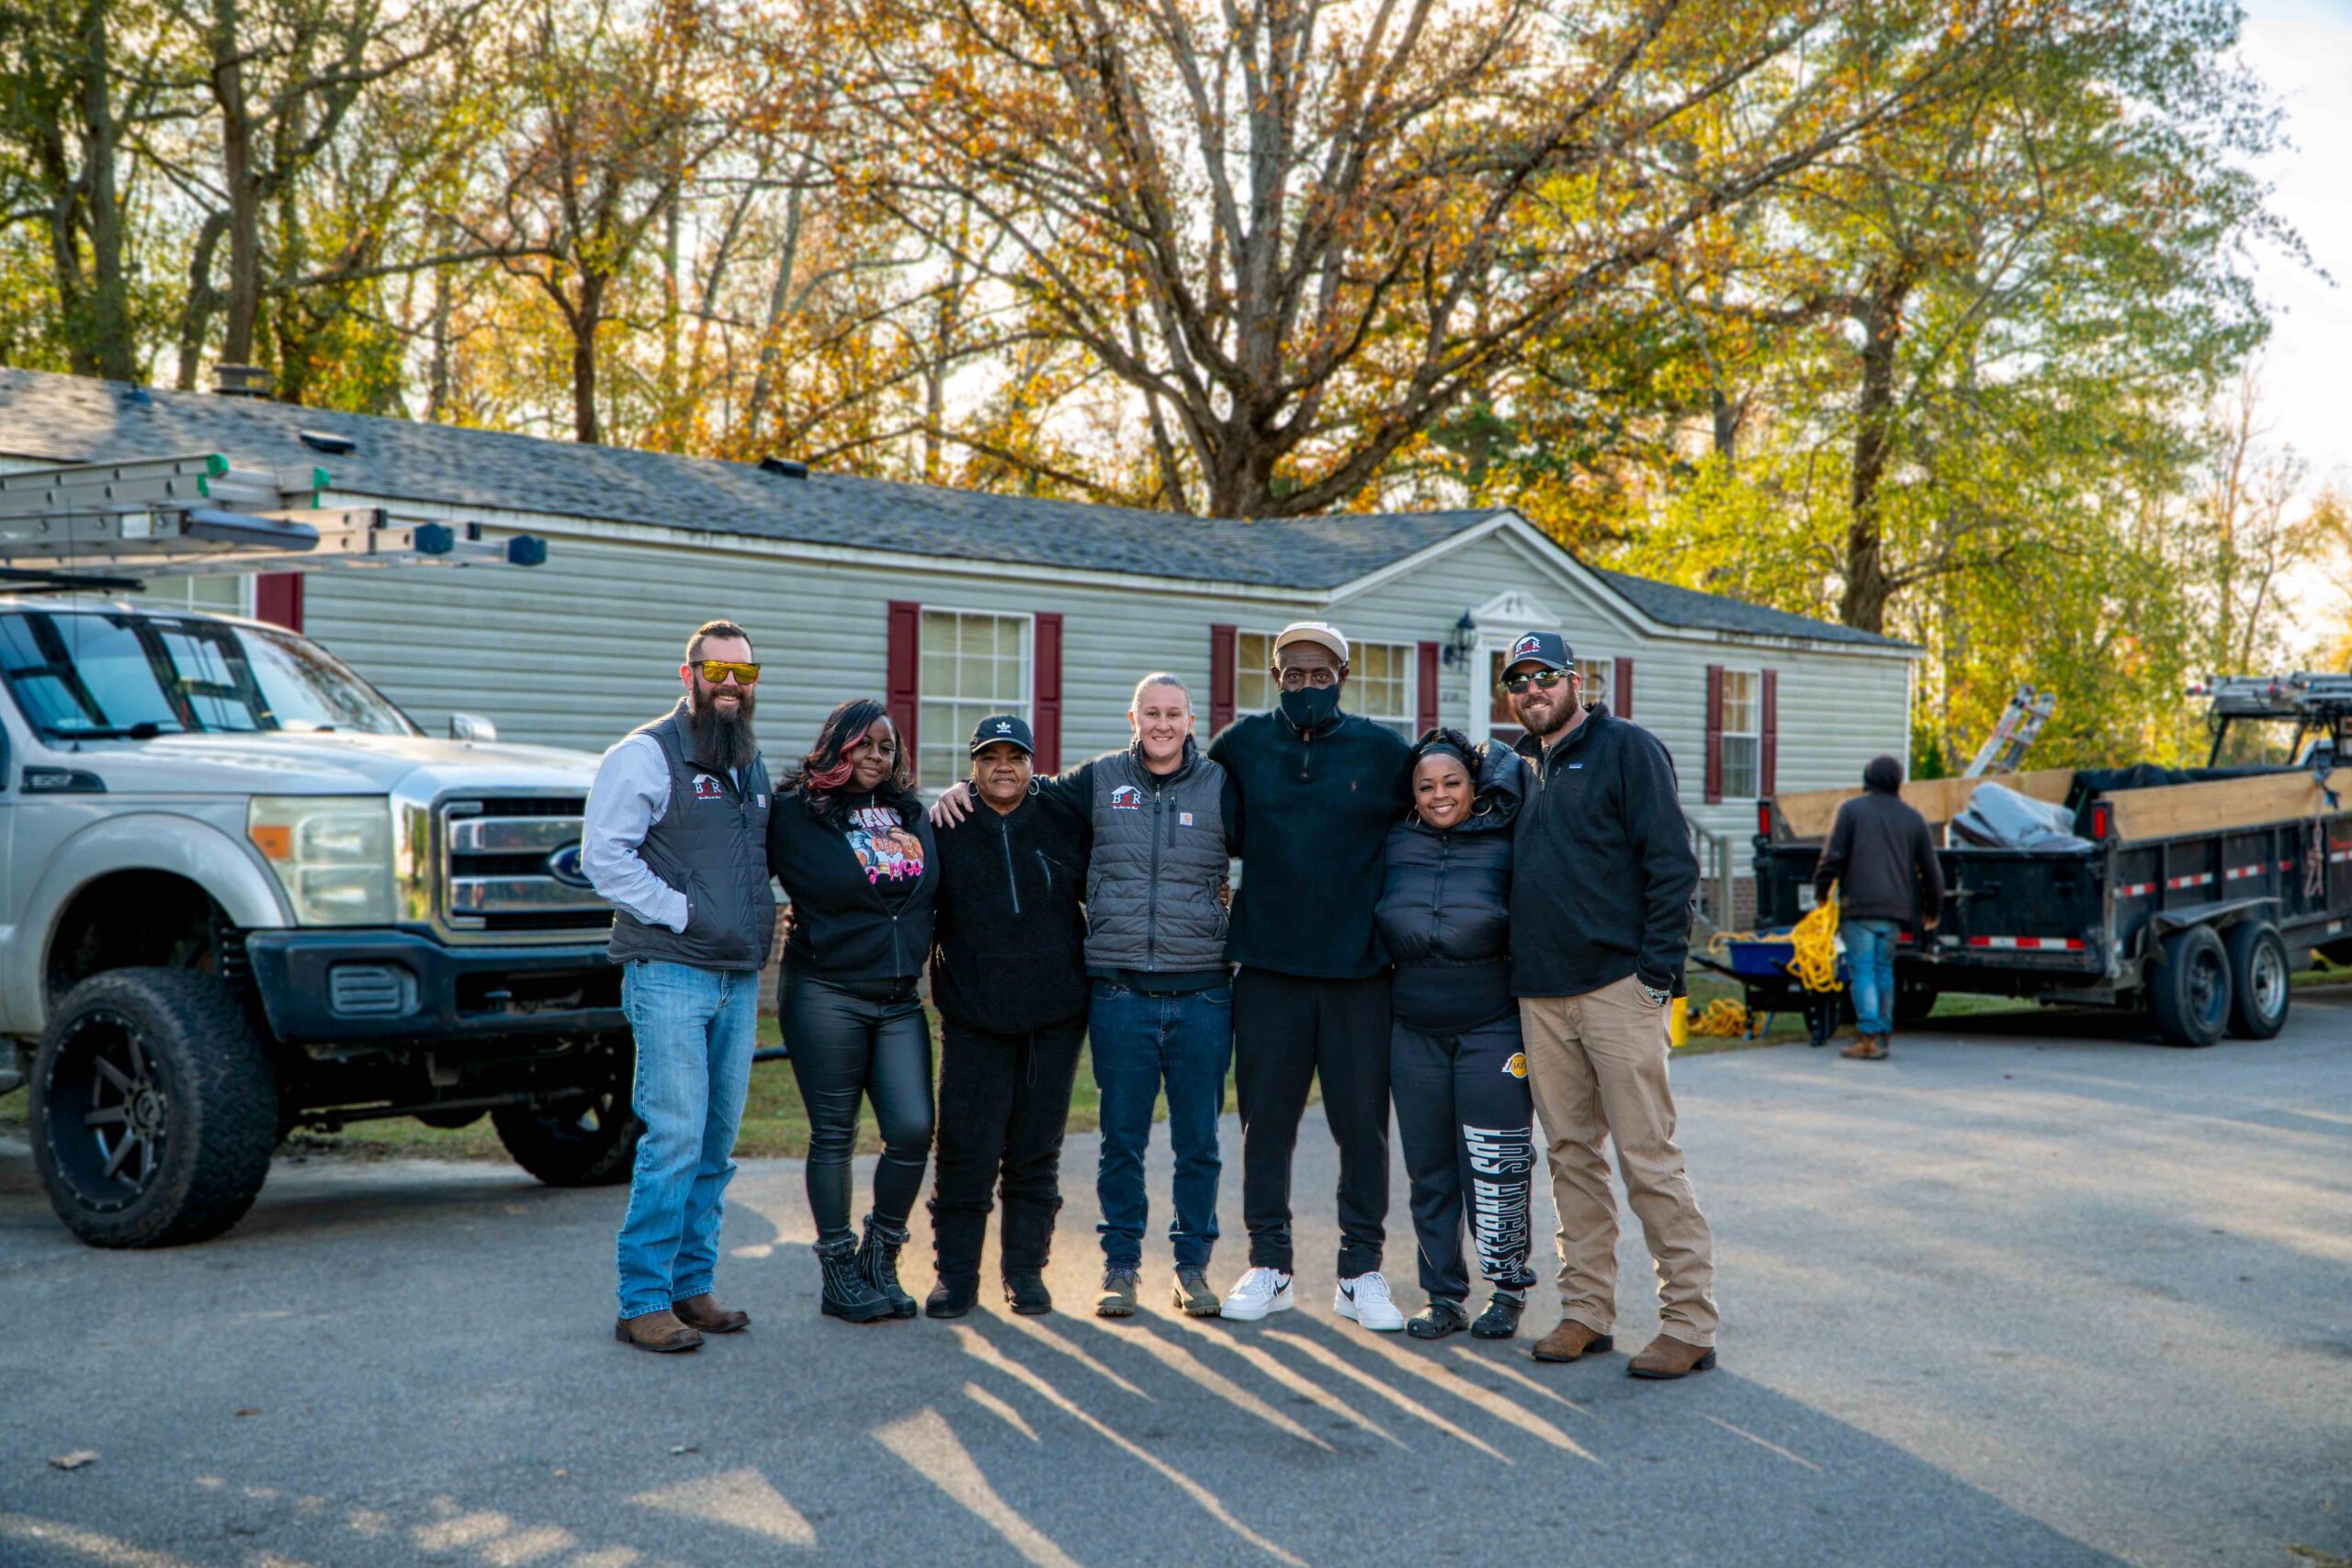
[{"xmin": 583, "ymin": 616, "xmax": 1721, "ymax": 1380}]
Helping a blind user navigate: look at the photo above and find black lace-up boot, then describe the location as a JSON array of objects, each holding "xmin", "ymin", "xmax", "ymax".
[
  {"xmin": 858, "ymin": 1213, "xmax": 919, "ymax": 1319},
  {"xmin": 816, "ymin": 1236, "xmax": 892, "ymax": 1323}
]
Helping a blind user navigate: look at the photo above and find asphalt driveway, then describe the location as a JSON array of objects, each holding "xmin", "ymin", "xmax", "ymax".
[{"xmin": 3, "ymin": 996, "xmax": 2346, "ymax": 1567}]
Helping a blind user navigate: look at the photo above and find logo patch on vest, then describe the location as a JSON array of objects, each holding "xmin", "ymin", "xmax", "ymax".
[
  {"xmin": 1110, "ymin": 784, "xmax": 1145, "ymax": 810},
  {"xmin": 1180, "ymin": 811, "xmax": 1193, "ymax": 826},
  {"xmin": 693, "ymin": 773, "xmax": 725, "ymax": 800}
]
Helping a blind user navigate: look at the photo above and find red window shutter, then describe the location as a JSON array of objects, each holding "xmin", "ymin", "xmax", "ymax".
[
  {"xmin": 1759, "ymin": 668, "xmax": 1779, "ymax": 799},
  {"xmin": 255, "ymin": 573, "xmax": 304, "ymax": 632},
  {"xmin": 1416, "ymin": 641, "xmax": 1440, "ymax": 736},
  {"xmin": 1613, "ymin": 656, "xmax": 1634, "ymax": 719},
  {"xmin": 887, "ymin": 600, "xmax": 922, "ymax": 784},
  {"xmin": 1209, "ymin": 623, "xmax": 1238, "ymax": 734},
  {"xmin": 1703, "ymin": 663, "xmax": 1724, "ymax": 805},
  {"xmin": 1033, "ymin": 612, "xmax": 1063, "ymax": 773}
]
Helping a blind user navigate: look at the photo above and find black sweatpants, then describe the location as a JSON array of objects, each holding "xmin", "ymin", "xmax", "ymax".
[
  {"xmin": 1235, "ymin": 966, "xmax": 1391, "ymax": 1278},
  {"xmin": 928, "ymin": 1013, "xmax": 1086, "ymax": 1285},
  {"xmin": 781, "ymin": 973, "xmax": 934, "ymax": 1247},
  {"xmin": 1390, "ymin": 1010, "xmax": 1537, "ymax": 1303}
]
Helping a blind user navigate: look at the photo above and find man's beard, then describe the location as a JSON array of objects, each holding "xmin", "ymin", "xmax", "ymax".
[
  {"xmin": 689, "ymin": 684, "xmax": 759, "ymax": 771},
  {"xmin": 1520, "ymin": 691, "xmax": 1575, "ymax": 739}
]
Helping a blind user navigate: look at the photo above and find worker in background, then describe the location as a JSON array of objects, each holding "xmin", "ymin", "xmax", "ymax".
[{"xmin": 1812, "ymin": 755, "xmax": 1945, "ymax": 1061}]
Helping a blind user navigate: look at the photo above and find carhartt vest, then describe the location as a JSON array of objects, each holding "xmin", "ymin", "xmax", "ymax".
[
  {"xmin": 605, "ymin": 701, "xmax": 776, "ymax": 972},
  {"xmin": 1081, "ymin": 741, "xmax": 1229, "ymax": 972}
]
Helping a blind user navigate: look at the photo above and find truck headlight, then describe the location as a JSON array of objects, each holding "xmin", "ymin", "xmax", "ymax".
[{"xmin": 248, "ymin": 796, "xmax": 394, "ymax": 925}]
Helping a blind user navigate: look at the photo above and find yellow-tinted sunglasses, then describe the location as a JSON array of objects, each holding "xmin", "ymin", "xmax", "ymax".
[{"xmin": 698, "ymin": 660, "xmax": 763, "ymax": 685}]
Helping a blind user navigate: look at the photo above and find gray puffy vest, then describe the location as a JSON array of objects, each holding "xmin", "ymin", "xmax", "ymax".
[
  {"xmin": 1082, "ymin": 740, "xmax": 1229, "ymax": 972},
  {"xmin": 606, "ymin": 701, "xmax": 777, "ymax": 972}
]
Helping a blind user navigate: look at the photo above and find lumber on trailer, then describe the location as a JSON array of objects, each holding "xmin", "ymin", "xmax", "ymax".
[
  {"xmin": 2102, "ymin": 767, "xmax": 2352, "ymax": 844},
  {"xmin": 1773, "ymin": 769, "xmax": 2077, "ymax": 840}
]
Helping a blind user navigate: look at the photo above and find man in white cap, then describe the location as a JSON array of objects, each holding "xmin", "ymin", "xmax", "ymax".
[{"xmin": 1209, "ymin": 621, "xmax": 1413, "ymax": 1331}]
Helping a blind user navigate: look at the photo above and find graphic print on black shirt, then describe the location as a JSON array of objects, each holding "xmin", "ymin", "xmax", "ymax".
[{"xmin": 846, "ymin": 805, "xmax": 926, "ymax": 885}]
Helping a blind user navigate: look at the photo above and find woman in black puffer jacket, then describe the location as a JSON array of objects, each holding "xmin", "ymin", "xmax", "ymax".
[{"xmin": 1375, "ymin": 728, "xmax": 1537, "ymax": 1341}]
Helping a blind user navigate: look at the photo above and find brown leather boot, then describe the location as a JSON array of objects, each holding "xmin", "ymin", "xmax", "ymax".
[
  {"xmin": 1628, "ymin": 1333, "xmax": 1717, "ymax": 1379},
  {"xmin": 1529, "ymin": 1318, "xmax": 1613, "ymax": 1363},
  {"xmin": 614, "ymin": 1309, "xmax": 703, "ymax": 1353},
  {"xmin": 1840, "ymin": 1033, "xmax": 1888, "ymax": 1060},
  {"xmin": 673, "ymin": 1294, "xmax": 749, "ymax": 1334}
]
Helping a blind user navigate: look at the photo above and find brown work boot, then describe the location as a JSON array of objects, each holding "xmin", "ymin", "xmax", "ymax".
[
  {"xmin": 1840, "ymin": 1033, "xmax": 1888, "ymax": 1060},
  {"xmin": 1529, "ymin": 1318, "xmax": 1614, "ymax": 1363},
  {"xmin": 614, "ymin": 1309, "xmax": 704, "ymax": 1353},
  {"xmin": 1627, "ymin": 1334, "xmax": 1717, "ymax": 1379},
  {"xmin": 673, "ymin": 1294, "xmax": 749, "ymax": 1334}
]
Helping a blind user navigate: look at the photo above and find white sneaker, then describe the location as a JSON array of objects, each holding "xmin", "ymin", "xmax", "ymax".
[
  {"xmin": 1335, "ymin": 1271, "xmax": 1406, "ymax": 1332},
  {"xmin": 1220, "ymin": 1268, "xmax": 1295, "ymax": 1322}
]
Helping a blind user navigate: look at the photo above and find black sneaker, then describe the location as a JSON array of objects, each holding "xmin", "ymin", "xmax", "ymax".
[
  {"xmin": 1406, "ymin": 1299, "xmax": 1471, "ymax": 1340},
  {"xmin": 1472, "ymin": 1291, "xmax": 1526, "ymax": 1340},
  {"xmin": 926, "ymin": 1278, "xmax": 978, "ymax": 1319},
  {"xmin": 1004, "ymin": 1273, "xmax": 1053, "ymax": 1316}
]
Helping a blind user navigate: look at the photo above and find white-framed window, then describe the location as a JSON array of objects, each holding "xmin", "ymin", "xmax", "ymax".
[
  {"xmin": 1720, "ymin": 668, "xmax": 1762, "ymax": 798},
  {"xmin": 1577, "ymin": 656, "xmax": 1611, "ymax": 712},
  {"xmin": 919, "ymin": 608, "xmax": 1031, "ymax": 787},
  {"xmin": 1237, "ymin": 629, "xmax": 1418, "ymax": 738},
  {"xmin": 158, "ymin": 574, "xmax": 254, "ymax": 615}
]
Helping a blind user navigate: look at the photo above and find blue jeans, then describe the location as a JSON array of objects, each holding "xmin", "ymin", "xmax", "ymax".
[
  {"xmin": 1846, "ymin": 919, "xmax": 1901, "ymax": 1037},
  {"xmin": 1090, "ymin": 980, "xmax": 1232, "ymax": 1270},
  {"xmin": 614, "ymin": 960, "xmax": 759, "ymax": 1319}
]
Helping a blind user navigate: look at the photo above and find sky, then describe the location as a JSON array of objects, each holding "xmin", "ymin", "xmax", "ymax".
[{"xmin": 2235, "ymin": 0, "xmax": 2352, "ymax": 649}]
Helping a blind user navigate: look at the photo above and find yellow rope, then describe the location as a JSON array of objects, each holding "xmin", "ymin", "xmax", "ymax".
[
  {"xmin": 1785, "ymin": 891, "xmax": 1843, "ymax": 993},
  {"xmin": 1685, "ymin": 998, "xmax": 1751, "ymax": 1037}
]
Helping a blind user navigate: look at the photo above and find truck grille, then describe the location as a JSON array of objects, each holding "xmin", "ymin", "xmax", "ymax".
[{"xmin": 439, "ymin": 795, "xmax": 613, "ymax": 941}]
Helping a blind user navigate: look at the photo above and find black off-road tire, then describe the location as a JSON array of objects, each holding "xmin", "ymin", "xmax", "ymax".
[
  {"xmin": 2222, "ymin": 921, "xmax": 2290, "ymax": 1040},
  {"xmin": 492, "ymin": 1035, "xmax": 639, "ymax": 1187},
  {"xmin": 31, "ymin": 968, "xmax": 279, "ymax": 1248},
  {"xmin": 1894, "ymin": 975, "xmax": 1940, "ymax": 1028},
  {"xmin": 2149, "ymin": 925, "xmax": 2231, "ymax": 1049}
]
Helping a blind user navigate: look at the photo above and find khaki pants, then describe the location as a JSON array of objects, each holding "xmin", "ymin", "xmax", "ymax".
[{"xmin": 1521, "ymin": 976, "xmax": 1719, "ymax": 1347}]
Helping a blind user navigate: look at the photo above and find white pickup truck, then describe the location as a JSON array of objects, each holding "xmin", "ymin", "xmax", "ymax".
[{"xmin": 0, "ymin": 597, "xmax": 633, "ymax": 1247}]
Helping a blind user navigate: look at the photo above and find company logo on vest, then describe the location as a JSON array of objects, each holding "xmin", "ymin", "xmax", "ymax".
[{"xmin": 1109, "ymin": 784, "xmax": 1145, "ymax": 810}]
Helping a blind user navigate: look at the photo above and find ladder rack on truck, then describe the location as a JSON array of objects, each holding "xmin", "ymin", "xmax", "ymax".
[
  {"xmin": 0, "ymin": 453, "xmax": 542, "ymax": 589},
  {"xmin": 1748, "ymin": 750, "xmax": 2352, "ymax": 1048}
]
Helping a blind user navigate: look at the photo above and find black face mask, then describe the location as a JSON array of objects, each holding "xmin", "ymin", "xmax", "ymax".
[{"xmin": 1279, "ymin": 684, "xmax": 1342, "ymax": 730}]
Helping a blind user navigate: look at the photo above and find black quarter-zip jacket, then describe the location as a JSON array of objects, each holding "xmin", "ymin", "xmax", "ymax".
[
  {"xmin": 767, "ymin": 786, "xmax": 938, "ymax": 984},
  {"xmin": 928, "ymin": 790, "xmax": 1090, "ymax": 1032},
  {"xmin": 1210, "ymin": 706, "xmax": 1412, "ymax": 979},
  {"xmin": 1510, "ymin": 705, "xmax": 1699, "ymax": 998}
]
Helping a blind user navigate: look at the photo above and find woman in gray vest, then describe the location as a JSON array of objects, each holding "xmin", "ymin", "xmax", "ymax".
[
  {"xmin": 768, "ymin": 698, "xmax": 938, "ymax": 1324},
  {"xmin": 932, "ymin": 673, "xmax": 1232, "ymax": 1318}
]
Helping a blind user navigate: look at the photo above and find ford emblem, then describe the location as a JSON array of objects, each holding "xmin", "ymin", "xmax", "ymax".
[{"xmin": 547, "ymin": 842, "xmax": 593, "ymax": 888}]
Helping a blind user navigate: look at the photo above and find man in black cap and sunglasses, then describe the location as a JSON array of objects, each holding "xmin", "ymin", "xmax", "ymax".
[
  {"xmin": 1500, "ymin": 631, "xmax": 1717, "ymax": 1380},
  {"xmin": 583, "ymin": 619, "xmax": 775, "ymax": 1353}
]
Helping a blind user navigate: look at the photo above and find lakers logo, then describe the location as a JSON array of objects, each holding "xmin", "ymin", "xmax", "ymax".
[{"xmin": 1502, "ymin": 1053, "xmax": 1527, "ymax": 1078}]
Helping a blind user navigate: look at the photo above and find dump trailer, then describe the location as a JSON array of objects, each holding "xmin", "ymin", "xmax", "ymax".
[{"xmin": 1751, "ymin": 739, "xmax": 2352, "ymax": 1048}]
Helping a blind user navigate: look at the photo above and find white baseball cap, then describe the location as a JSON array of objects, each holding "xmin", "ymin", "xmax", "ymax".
[{"xmin": 1272, "ymin": 621, "xmax": 1350, "ymax": 663}]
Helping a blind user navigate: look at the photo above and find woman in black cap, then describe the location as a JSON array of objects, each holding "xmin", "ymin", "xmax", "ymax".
[
  {"xmin": 922, "ymin": 714, "xmax": 1091, "ymax": 1317},
  {"xmin": 769, "ymin": 697, "xmax": 938, "ymax": 1323},
  {"xmin": 1375, "ymin": 727, "xmax": 1539, "ymax": 1339}
]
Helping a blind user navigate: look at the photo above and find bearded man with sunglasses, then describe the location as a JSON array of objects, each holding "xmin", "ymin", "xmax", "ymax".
[
  {"xmin": 583, "ymin": 619, "xmax": 777, "ymax": 1353},
  {"xmin": 1500, "ymin": 631, "xmax": 1717, "ymax": 1381}
]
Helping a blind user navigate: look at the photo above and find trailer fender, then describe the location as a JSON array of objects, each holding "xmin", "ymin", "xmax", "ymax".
[{"xmin": 2143, "ymin": 897, "xmax": 2280, "ymax": 956}]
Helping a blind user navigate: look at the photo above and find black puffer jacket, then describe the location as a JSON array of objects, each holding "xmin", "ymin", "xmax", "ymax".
[{"xmin": 1375, "ymin": 738, "xmax": 1530, "ymax": 1032}]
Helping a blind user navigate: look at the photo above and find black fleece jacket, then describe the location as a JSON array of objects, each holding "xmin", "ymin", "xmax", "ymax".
[
  {"xmin": 1813, "ymin": 758, "xmax": 1945, "ymax": 925},
  {"xmin": 1211, "ymin": 707, "xmax": 1411, "ymax": 979},
  {"xmin": 767, "ymin": 786, "xmax": 937, "ymax": 983},
  {"xmin": 1510, "ymin": 705, "xmax": 1699, "ymax": 998},
  {"xmin": 929, "ymin": 791, "xmax": 1091, "ymax": 1032}
]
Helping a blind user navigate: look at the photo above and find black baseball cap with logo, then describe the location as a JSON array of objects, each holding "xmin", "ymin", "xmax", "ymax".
[
  {"xmin": 1501, "ymin": 630, "xmax": 1574, "ymax": 674},
  {"xmin": 968, "ymin": 714, "xmax": 1035, "ymax": 756}
]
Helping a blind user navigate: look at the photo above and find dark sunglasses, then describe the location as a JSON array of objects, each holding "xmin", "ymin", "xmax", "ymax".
[
  {"xmin": 1499, "ymin": 670, "xmax": 1568, "ymax": 694},
  {"xmin": 698, "ymin": 660, "xmax": 762, "ymax": 685}
]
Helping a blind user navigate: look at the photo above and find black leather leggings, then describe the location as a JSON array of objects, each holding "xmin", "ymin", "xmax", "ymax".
[{"xmin": 781, "ymin": 973, "xmax": 935, "ymax": 1246}]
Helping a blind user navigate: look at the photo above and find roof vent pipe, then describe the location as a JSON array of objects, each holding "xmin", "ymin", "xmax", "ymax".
[
  {"xmin": 759, "ymin": 456, "xmax": 808, "ymax": 479},
  {"xmin": 211, "ymin": 363, "xmax": 273, "ymax": 399}
]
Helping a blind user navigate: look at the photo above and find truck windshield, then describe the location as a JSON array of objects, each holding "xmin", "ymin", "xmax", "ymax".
[{"xmin": 0, "ymin": 610, "xmax": 420, "ymax": 739}]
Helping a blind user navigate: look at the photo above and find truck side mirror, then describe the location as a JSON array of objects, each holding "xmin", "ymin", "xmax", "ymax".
[{"xmin": 448, "ymin": 712, "xmax": 498, "ymax": 743}]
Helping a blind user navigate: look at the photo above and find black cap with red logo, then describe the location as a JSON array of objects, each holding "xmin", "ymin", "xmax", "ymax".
[{"xmin": 1502, "ymin": 630, "xmax": 1573, "ymax": 673}]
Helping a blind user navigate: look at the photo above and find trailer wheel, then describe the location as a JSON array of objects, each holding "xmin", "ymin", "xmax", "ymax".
[
  {"xmin": 2222, "ymin": 921, "xmax": 2290, "ymax": 1040},
  {"xmin": 492, "ymin": 1034, "xmax": 639, "ymax": 1187},
  {"xmin": 1894, "ymin": 976, "xmax": 1940, "ymax": 1027},
  {"xmin": 30, "ymin": 968, "xmax": 279, "ymax": 1247},
  {"xmin": 2149, "ymin": 926, "xmax": 2231, "ymax": 1048}
]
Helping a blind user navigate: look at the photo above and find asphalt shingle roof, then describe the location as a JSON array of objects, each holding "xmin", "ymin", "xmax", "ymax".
[{"xmin": 0, "ymin": 367, "xmax": 1907, "ymax": 646}]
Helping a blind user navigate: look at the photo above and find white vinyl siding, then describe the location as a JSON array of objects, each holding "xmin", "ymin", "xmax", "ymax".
[{"xmin": 919, "ymin": 608, "xmax": 1031, "ymax": 787}]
